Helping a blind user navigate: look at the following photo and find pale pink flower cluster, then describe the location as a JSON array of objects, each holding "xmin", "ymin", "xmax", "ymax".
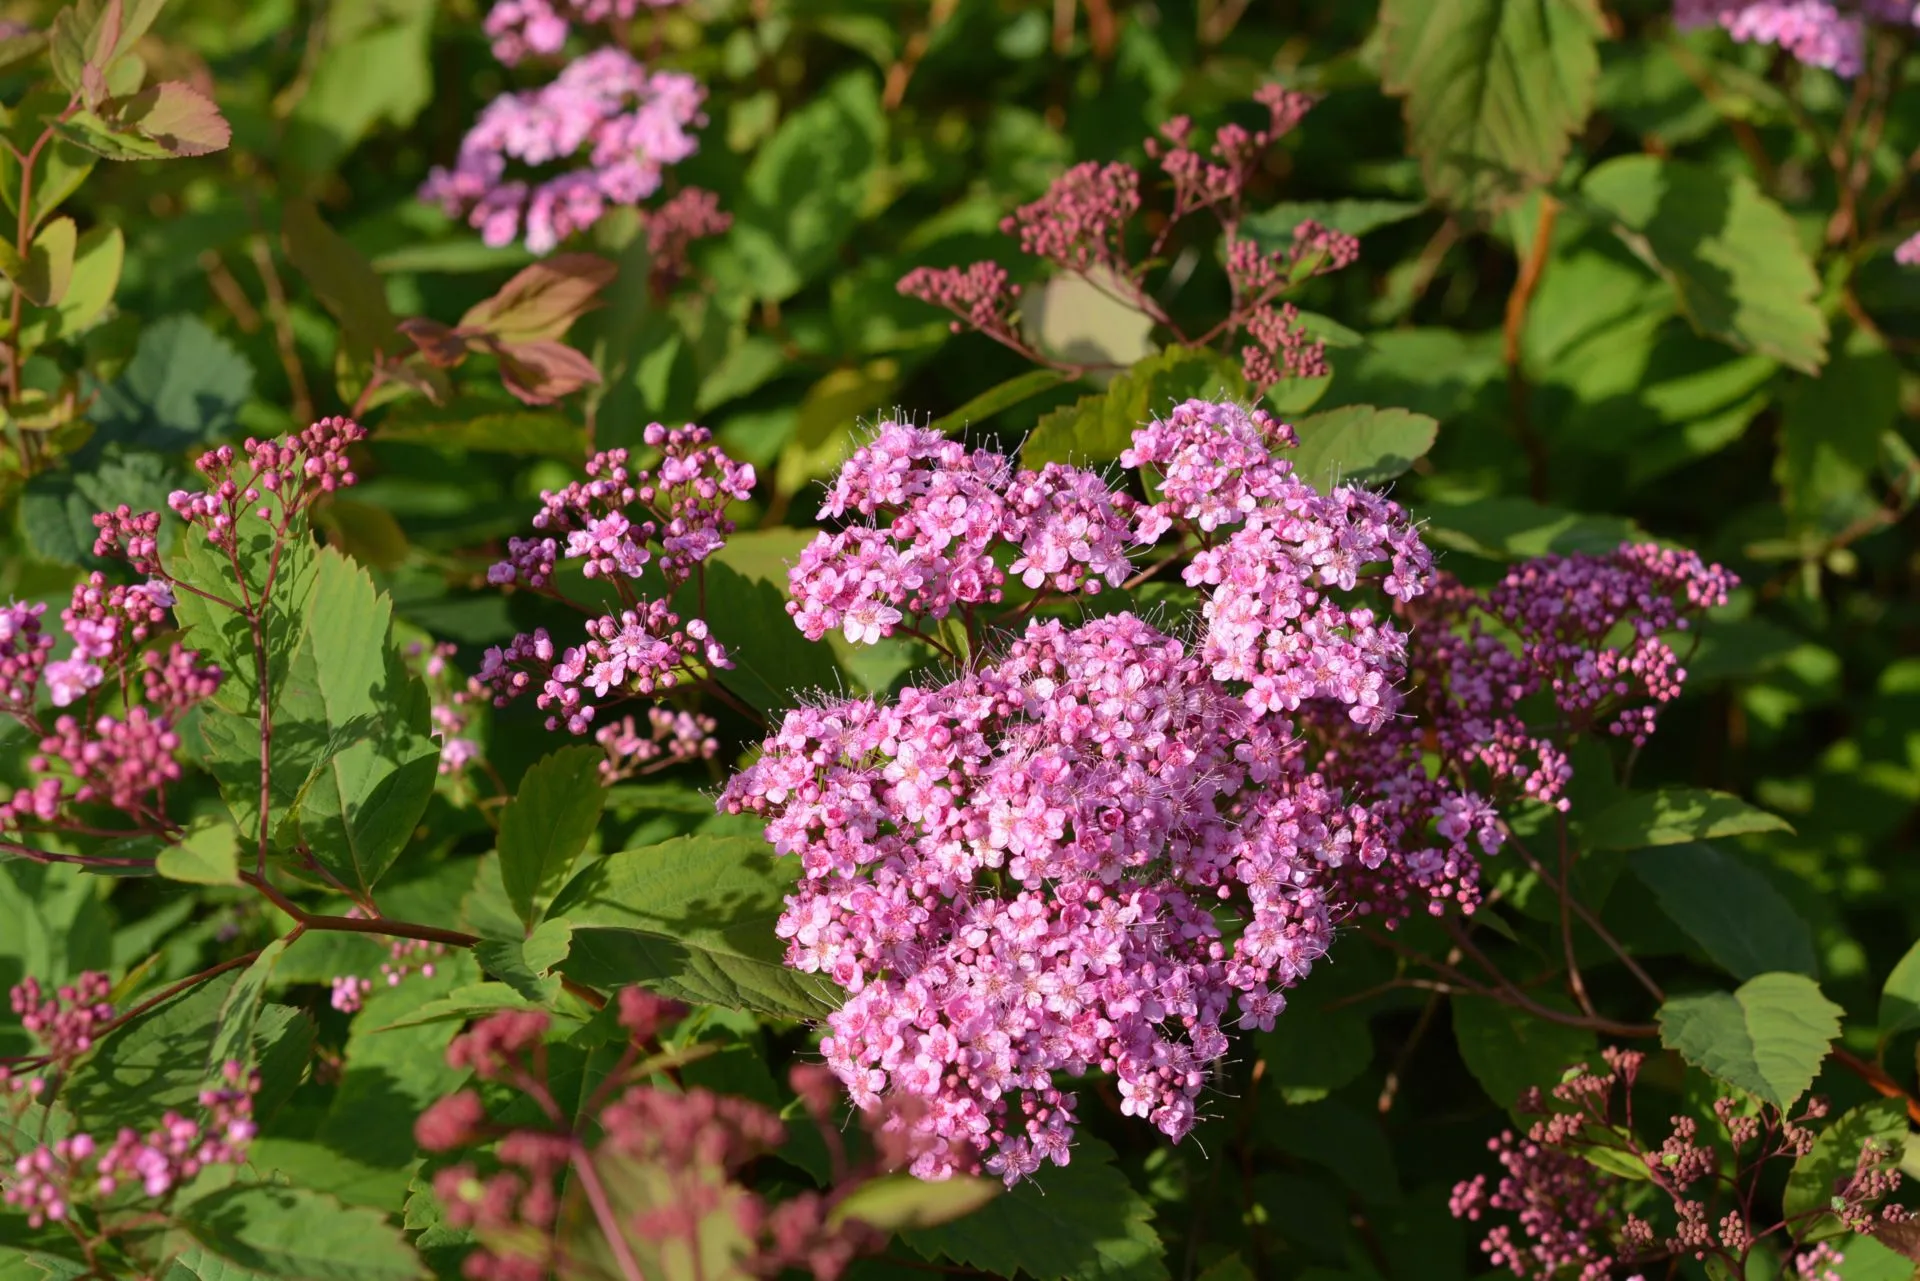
[
  {"xmin": 329, "ymin": 933, "xmax": 448, "ymax": 1014},
  {"xmin": 1673, "ymin": 0, "xmax": 1920, "ymax": 77},
  {"xmin": 420, "ymin": 47, "xmax": 705, "ymax": 253},
  {"xmin": 408, "ymin": 642, "xmax": 484, "ymax": 775},
  {"xmin": 727, "ymin": 400, "xmax": 1443, "ymax": 1182},
  {"xmin": 3, "ymin": 1061, "xmax": 257, "ymax": 1228},
  {"xmin": 480, "ymin": 424, "xmax": 751, "ymax": 733},
  {"xmin": 1896, "ymin": 230, "xmax": 1920, "ymax": 265},
  {"xmin": 788, "ymin": 423, "xmax": 1140, "ymax": 646},
  {"xmin": 484, "ymin": 0, "xmax": 677, "ymax": 65}
]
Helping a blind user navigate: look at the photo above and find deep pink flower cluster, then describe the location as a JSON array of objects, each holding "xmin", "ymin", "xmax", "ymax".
[
  {"xmin": 595, "ymin": 706, "xmax": 718, "ymax": 782},
  {"xmin": 3, "ymin": 1061, "xmax": 257, "ymax": 1228},
  {"xmin": 789, "ymin": 422, "xmax": 1139, "ymax": 646},
  {"xmin": 8, "ymin": 974, "xmax": 113, "ymax": 1062},
  {"xmin": 1, "ymin": 577, "xmax": 222, "ymax": 831},
  {"xmin": 484, "ymin": 0, "xmax": 677, "ymax": 65},
  {"xmin": 418, "ymin": 994, "xmax": 919, "ymax": 1281},
  {"xmin": 420, "ymin": 47, "xmax": 705, "ymax": 253},
  {"xmin": 161, "ymin": 416, "xmax": 364, "ymax": 552},
  {"xmin": 900, "ymin": 87, "xmax": 1356, "ymax": 393},
  {"xmin": 1452, "ymin": 1049, "xmax": 1910, "ymax": 1279},
  {"xmin": 1673, "ymin": 0, "xmax": 1920, "ymax": 77},
  {"xmin": 480, "ymin": 425, "xmax": 751, "ymax": 733}
]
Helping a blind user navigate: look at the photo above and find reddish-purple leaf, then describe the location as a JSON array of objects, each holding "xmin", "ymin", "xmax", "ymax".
[
  {"xmin": 494, "ymin": 339, "xmax": 602, "ymax": 405},
  {"xmin": 396, "ymin": 317, "xmax": 472, "ymax": 369}
]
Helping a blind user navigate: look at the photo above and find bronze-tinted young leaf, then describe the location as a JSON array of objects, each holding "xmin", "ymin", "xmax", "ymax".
[
  {"xmin": 106, "ymin": 81, "xmax": 232, "ymax": 156},
  {"xmin": 494, "ymin": 338, "xmax": 602, "ymax": 405},
  {"xmin": 459, "ymin": 253, "xmax": 617, "ymax": 345}
]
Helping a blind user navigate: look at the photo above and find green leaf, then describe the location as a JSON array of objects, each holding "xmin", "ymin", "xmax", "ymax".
[
  {"xmin": 1784, "ymin": 1097, "xmax": 1909, "ymax": 1243},
  {"xmin": 497, "ymin": 745, "xmax": 606, "ymax": 930},
  {"xmin": 316, "ymin": 968, "xmax": 470, "ymax": 1169},
  {"xmin": 904, "ymin": 1136, "xmax": 1169, "ymax": 1281},
  {"xmin": 1581, "ymin": 788, "xmax": 1793, "ymax": 849},
  {"xmin": 283, "ymin": 199, "xmax": 398, "ymax": 360},
  {"xmin": 283, "ymin": 0, "xmax": 435, "ymax": 182},
  {"xmin": 206, "ymin": 938, "xmax": 290, "ymax": 1080},
  {"xmin": 474, "ymin": 921, "xmax": 575, "ymax": 1004},
  {"xmin": 156, "ymin": 817, "xmax": 241, "ymax": 886},
  {"xmin": 62, "ymin": 971, "xmax": 241, "ymax": 1132},
  {"xmin": 1194, "ymin": 1261, "xmax": 1256, "ymax": 1281},
  {"xmin": 1378, "ymin": 0, "xmax": 1605, "ymax": 208},
  {"xmin": 91, "ymin": 313, "xmax": 255, "ymax": 451},
  {"xmin": 1580, "ymin": 154, "xmax": 1828, "ymax": 374},
  {"xmin": 1417, "ymin": 496, "xmax": 1643, "ymax": 559},
  {"xmin": 724, "ymin": 71, "xmax": 886, "ymax": 301},
  {"xmin": 1246, "ymin": 199, "xmax": 1429, "ymax": 242},
  {"xmin": 773, "ymin": 358, "xmax": 902, "ymax": 495},
  {"xmin": 1627, "ymin": 843, "xmax": 1815, "ymax": 980},
  {"xmin": 1879, "ymin": 939, "xmax": 1920, "ymax": 1039},
  {"xmin": 18, "ymin": 216, "xmax": 75, "ymax": 307},
  {"xmin": 372, "ymin": 406, "xmax": 586, "ymax": 456},
  {"xmin": 49, "ymin": 111, "xmax": 173, "ymax": 161},
  {"xmin": 1578, "ymin": 1127, "xmax": 1655, "ymax": 1182},
  {"xmin": 1658, "ymin": 972, "xmax": 1842, "ymax": 1110},
  {"xmin": 370, "ymin": 981, "xmax": 551, "ymax": 1033},
  {"xmin": 1021, "ymin": 347, "xmax": 1250, "ymax": 469},
  {"xmin": 20, "ymin": 446, "xmax": 175, "ymax": 567},
  {"xmin": 698, "ymin": 560, "xmax": 844, "ymax": 717},
  {"xmin": 1452, "ymin": 995, "xmax": 1596, "ymax": 1110},
  {"xmin": 17, "ymin": 224, "xmax": 121, "ymax": 350},
  {"xmin": 1778, "ymin": 324, "xmax": 1894, "ymax": 536},
  {"xmin": 274, "ymin": 549, "xmax": 441, "ymax": 896},
  {"xmin": 548, "ymin": 834, "xmax": 838, "ymax": 1020},
  {"xmin": 927, "ymin": 368, "xmax": 1072, "ymax": 437},
  {"xmin": 832, "ymin": 1173, "xmax": 1001, "ymax": 1231},
  {"xmin": 180, "ymin": 1184, "xmax": 422, "ymax": 1281},
  {"xmin": 1288, "ymin": 405, "xmax": 1439, "ymax": 492}
]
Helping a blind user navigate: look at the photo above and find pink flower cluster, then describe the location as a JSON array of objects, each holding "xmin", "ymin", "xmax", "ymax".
[
  {"xmin": 788, "ymin": 423, "xmax": 1139, "ymax": 646},
  {"xmin": 729, "ymin": 400, "xmax": 1450, "ymax": 1182},
  {"xmin": 1896, "ymin": 230, "xmax": 1920, "ymax": 265},
  {"xmin": 421, "ymin": 47, "xmax": 706, "ymax": 254},
  {"xmin": 595, "ymin": 706, "xmax": 718, "ymax": 782},
  {"xmin": 483, "ymin": 0, "xmax": 677, "ymax": 65},
  {"xmin": 480, "ymin": 424, "xmax": 751, "ymax": 733},
  {"xmin": 729, "ymin": 397, "xmax": 1744, "ymax": 1180},
  {"xmin": 157, "ymin": 415, "xmax": 364, "ymax": 554},
  {"xmin": 900, "ymin": 87, "xmax": 1357, "ymax": 393},
  {"xmin": 418, "ymin": 994, "xmax": 918, "ymax": 1281},
  {"xmin": 409, "ymin": 642, "xmax": 485, "ymax": 775},
  {"xmin": 3, "ymin": 1061, "xmax": 257, "ymax": 1228},
  {"xmin": 0, "ymin": 576, "xmax": 222, "ymax": 831},
  {"xmin": 8, "ymin": 974, "xmax": 113, "ymax": 1062},
  {"xmin": 1452, "ymin": 1048, "xmax": 1910, "ymax": 1279},
  {"xmin": 1673, "ymin": 0, "xmax": 1920, "ymax": 77},
  {"xmin": 329, "ymin": 929, "xmax": 449, "ymax": 1014}
]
